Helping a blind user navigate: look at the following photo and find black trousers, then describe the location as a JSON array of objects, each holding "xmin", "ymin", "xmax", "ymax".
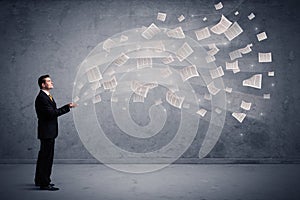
[{"xmin": 34, "ymin": 139, "xmax": 55, "ymax": 186}]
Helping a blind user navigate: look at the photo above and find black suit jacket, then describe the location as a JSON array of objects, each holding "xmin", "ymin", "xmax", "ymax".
[{"xmin": 35, "ymin": 90, "xmax": 70, "ymax": 139}]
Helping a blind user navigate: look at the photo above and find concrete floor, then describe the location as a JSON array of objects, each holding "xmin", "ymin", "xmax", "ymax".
[{"xmin": 0, "ymin": 164, "xmax": 299, "ymax": 200}]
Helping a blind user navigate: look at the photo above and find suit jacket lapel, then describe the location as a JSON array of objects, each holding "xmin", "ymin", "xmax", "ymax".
[
  {"xmin": 51, "ymin": 98, "xmax": 56, "ymax": 108},
  {"xmin": 40, "ymin": 90, "xmax": 57, "ymax": 108}
]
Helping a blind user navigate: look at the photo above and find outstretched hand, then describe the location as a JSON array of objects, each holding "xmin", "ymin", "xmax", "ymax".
[{"xmin": 68, "ymin": 102, "xmax": 78, "ymax": 108}]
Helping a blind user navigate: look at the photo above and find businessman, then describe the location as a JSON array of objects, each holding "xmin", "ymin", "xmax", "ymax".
[{"xmin": 34, "ymin": 74, "xmax": 77, "ymax": 191}]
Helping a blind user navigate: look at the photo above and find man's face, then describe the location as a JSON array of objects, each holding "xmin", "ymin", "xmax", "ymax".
[{"xmin": 42, "ymin": 77, "xmax": 54, "ymax": 90}]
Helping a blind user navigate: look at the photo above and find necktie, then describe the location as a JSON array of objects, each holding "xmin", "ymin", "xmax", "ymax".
[{"xmin": 49, "ymin": 94, "xmax": 53, "ymax": 101}]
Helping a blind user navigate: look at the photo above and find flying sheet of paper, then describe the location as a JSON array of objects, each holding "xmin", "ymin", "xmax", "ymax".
[
  {"xmin": 131, "ymin": 80, "xmax": 144, "ymax": 92},
  {"xmin": 73, "ymin": 96, "xmax": 80, "ymax": 103},
  {"xmin": 224, "ymin": 22, "xmax": 243, "ymax": 41},
  {"xmin": 131, "ymin": 81, "xmax": 157, "ymax": 95},
  {"xmin": 257, "ymin": 32, "xmax": 267, "ymax": 41},
  {"xmin": 153, "ymin": 40, "xmax": 165, "ymax": 52},
  {"xmin": 240, "ymin": 100, "xmax": 252, "ymax": 110},
  {"xmin": 111, "ymin": 96, "xmax": 118, "ymax": 103},
  {"xmin": 215, "ymin": 107, "xmax": 222, "ymax": 114},
  {"xmin": 229, "ymin": 50, "xmax": 242, "ymax": 60},
  {"xmin": 166, "ymin": 90, "xmax": 185, "ymax": 109},
  {"xmin": 167, "ymin": 27, "xmax": 185, "ymax": 39},
  {"xmin": 210, "ymin": 15, "xmax": 232, "ymax": 34},
  {"xmin": 157, "ymin": 12, "xmax": 167, "ymax": 22},
  {"xmin": 207, "ymin": 46, "xmax": 220, "ymax": 56},
  {"xmin": 225, "ymin": 87, "xmax": 232, "ymax": 93},
  {"xmin": 90, "ymin": 81, "xmax": 101, "ymax": 90},
  {"xmin": 258, "ymin": 52, "xmax": 272, "ymax": 63},
  {"xmin": 120, "ymin": 35, "xmax": 128, "ymax": 42},
  {"xmin": 103, "ymin": 76, "xmax": 118, "ymax": 90},
  {"xmin": 144, "ymin": 82, "xmax": 158, "ymax": 89},
  {"xmin": 133, "ymin": 93, "xmax": 145, "ymax": 103},
  {"xmin": 103, "ymin": 38, "xmax": 116, "ymax": 52},
  {"xmin": 176, "ymin": 42, "xmax": 194, "ymax": 62},
  {"xmin": 180, "ymin": 65, "xmax": 199, "ymax": 81},
  {"xmin": 106, "ymin": 68, "xmax": 115, "ymax": 76},
  {"xmin": 232, "ymin": 112, "xmax": 246, "ymax": 123},
  {"xmin": 268, "ymin": 71, "xmax": 275, "ymax": 77},
  {"xmin": 210, "ymin": 66, "xmax": 224, "ymax": 79},
  {"xmin": 160, "ymin": 67, "xmax": 173, "ymax": 78},
  {"xmin": 86, "ymin": 66, "xmax": 103, "ymax": 82},
  {"xmin": 206, "ymin": 55, "xmax": 216, "ymax": 63},
  {"xmin": 134, "ymin": 85, "xmax": 150, "ymax": 98},
  {"xmin": 207, "ymin": 81, "xmax": 221, "ymax": 95},
  {"xmin": 239, "ymin": 43, "xmax": 253, "ymax": 54},
  {"xmin": 214, "ymin": 2, "xmax": 223, "ymax": 10},
  {"xmin": 263, "ymin": 93, "xmax": 271, "ymax": 99},
  {"xmin": 233, "ymin": 67, "xmax": 240, "ymax": 74},
  {"xmin": 208, "ymin": 43, "xmax": 217, "ymax": 49},
  {"xmin": 178, "ymin": 15, "xmax": 185, "ymax": 22},
  {"xmin": 93, "ymin": 95, "xmax": 101, "ymax": 104},
  {"xmin": 195, "ymin": 27, "xmax": 211, "ymax": 40},
  {"xmin": 167, "ymin": 83, "xmax": 179, "ymax": 93},
  {"xmin": 182, "ymin": 103, "xmax": 190, "ymax": 109},
  {"xmin": 76, "ymin": 81, "xmax": 84, "ymax": 91},
  {"xmin": 197, "ymin": 108, "xmax": 207, "ymax": 117},
  {"xmin": 155, "ymin": 98, "xmax": 163, "ymax": 105},
  {"xmin": 226, "ymin": 60, "xmax": 239, "ymax": 70},
  {"xmin": 248, "ymin": 12, "xmax": 255, "ymax": 20},
  {"xmin": 137, "ymin": 57, "xmax": 152, "ymax": 69},
  {"xmin": 204, "ymin": 93, "xmax": 212, "ymax": 100},
  {"xmin": 242, "ymin": 74, "xmax": 262, "ymax": 89},
  {"xmin": 162, "ymin": 54, "xmax": 174, "ymax": 64},
  {"xmin": 142, "ymin": 23, "xmax": 161, "ymax": 40},
  {"xmin": 114, "ymin": 53, "xmax": 129, "ymax": 66}
]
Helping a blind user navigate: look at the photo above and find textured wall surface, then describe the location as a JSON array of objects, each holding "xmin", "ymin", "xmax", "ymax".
[{"xmin": 0, "ymin": 0, "xmax": 299, "ymax": 163}]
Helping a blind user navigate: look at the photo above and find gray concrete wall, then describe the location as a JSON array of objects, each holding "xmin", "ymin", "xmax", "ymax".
[{"xmin": 0, "ymin": 0, "xmax": 299, "ymax": 163}]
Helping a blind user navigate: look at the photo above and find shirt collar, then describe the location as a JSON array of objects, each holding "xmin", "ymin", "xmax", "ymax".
[{"xmin": 41, "ymin": 89, "xmax": 50, "ymax": 96}]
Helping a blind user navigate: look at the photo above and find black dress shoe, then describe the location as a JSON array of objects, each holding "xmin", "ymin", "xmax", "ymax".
[
  {"xmin": 35, "ymin": 183, "xmax": 55, "ymax": 187},
  {"xmin": 40, "ymin": 185, "xmax": 59, "ymax": 191}
]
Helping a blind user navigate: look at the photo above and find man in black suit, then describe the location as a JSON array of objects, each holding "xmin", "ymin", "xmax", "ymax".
[{"xmin": 34, "ymin": 74, "xmax": 77, "ymax": 191}]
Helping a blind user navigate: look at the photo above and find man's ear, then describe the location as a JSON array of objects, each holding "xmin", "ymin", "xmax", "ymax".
[{"xmin": 41, "ymin": 82, "xmax": 45, "ymax": 89}]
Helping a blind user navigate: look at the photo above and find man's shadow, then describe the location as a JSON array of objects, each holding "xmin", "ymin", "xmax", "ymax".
[{"xmin": 20, "ymin": 183, "xmax": 41, "ymax": 191}]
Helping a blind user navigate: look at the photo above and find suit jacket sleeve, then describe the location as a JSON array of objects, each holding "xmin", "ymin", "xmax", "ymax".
[
  {"xmin": 35, "ymin": 94, "xmax": 70, "ymax": 120},
  {"xmin": 35, "ymin": 91, "xmax": 70, "ymax": 139}
]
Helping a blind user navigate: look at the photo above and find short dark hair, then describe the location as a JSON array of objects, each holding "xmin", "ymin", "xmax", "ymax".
[{"xmin": 38, "ymin": 74, "xmax": 50, "ymax": 89}]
